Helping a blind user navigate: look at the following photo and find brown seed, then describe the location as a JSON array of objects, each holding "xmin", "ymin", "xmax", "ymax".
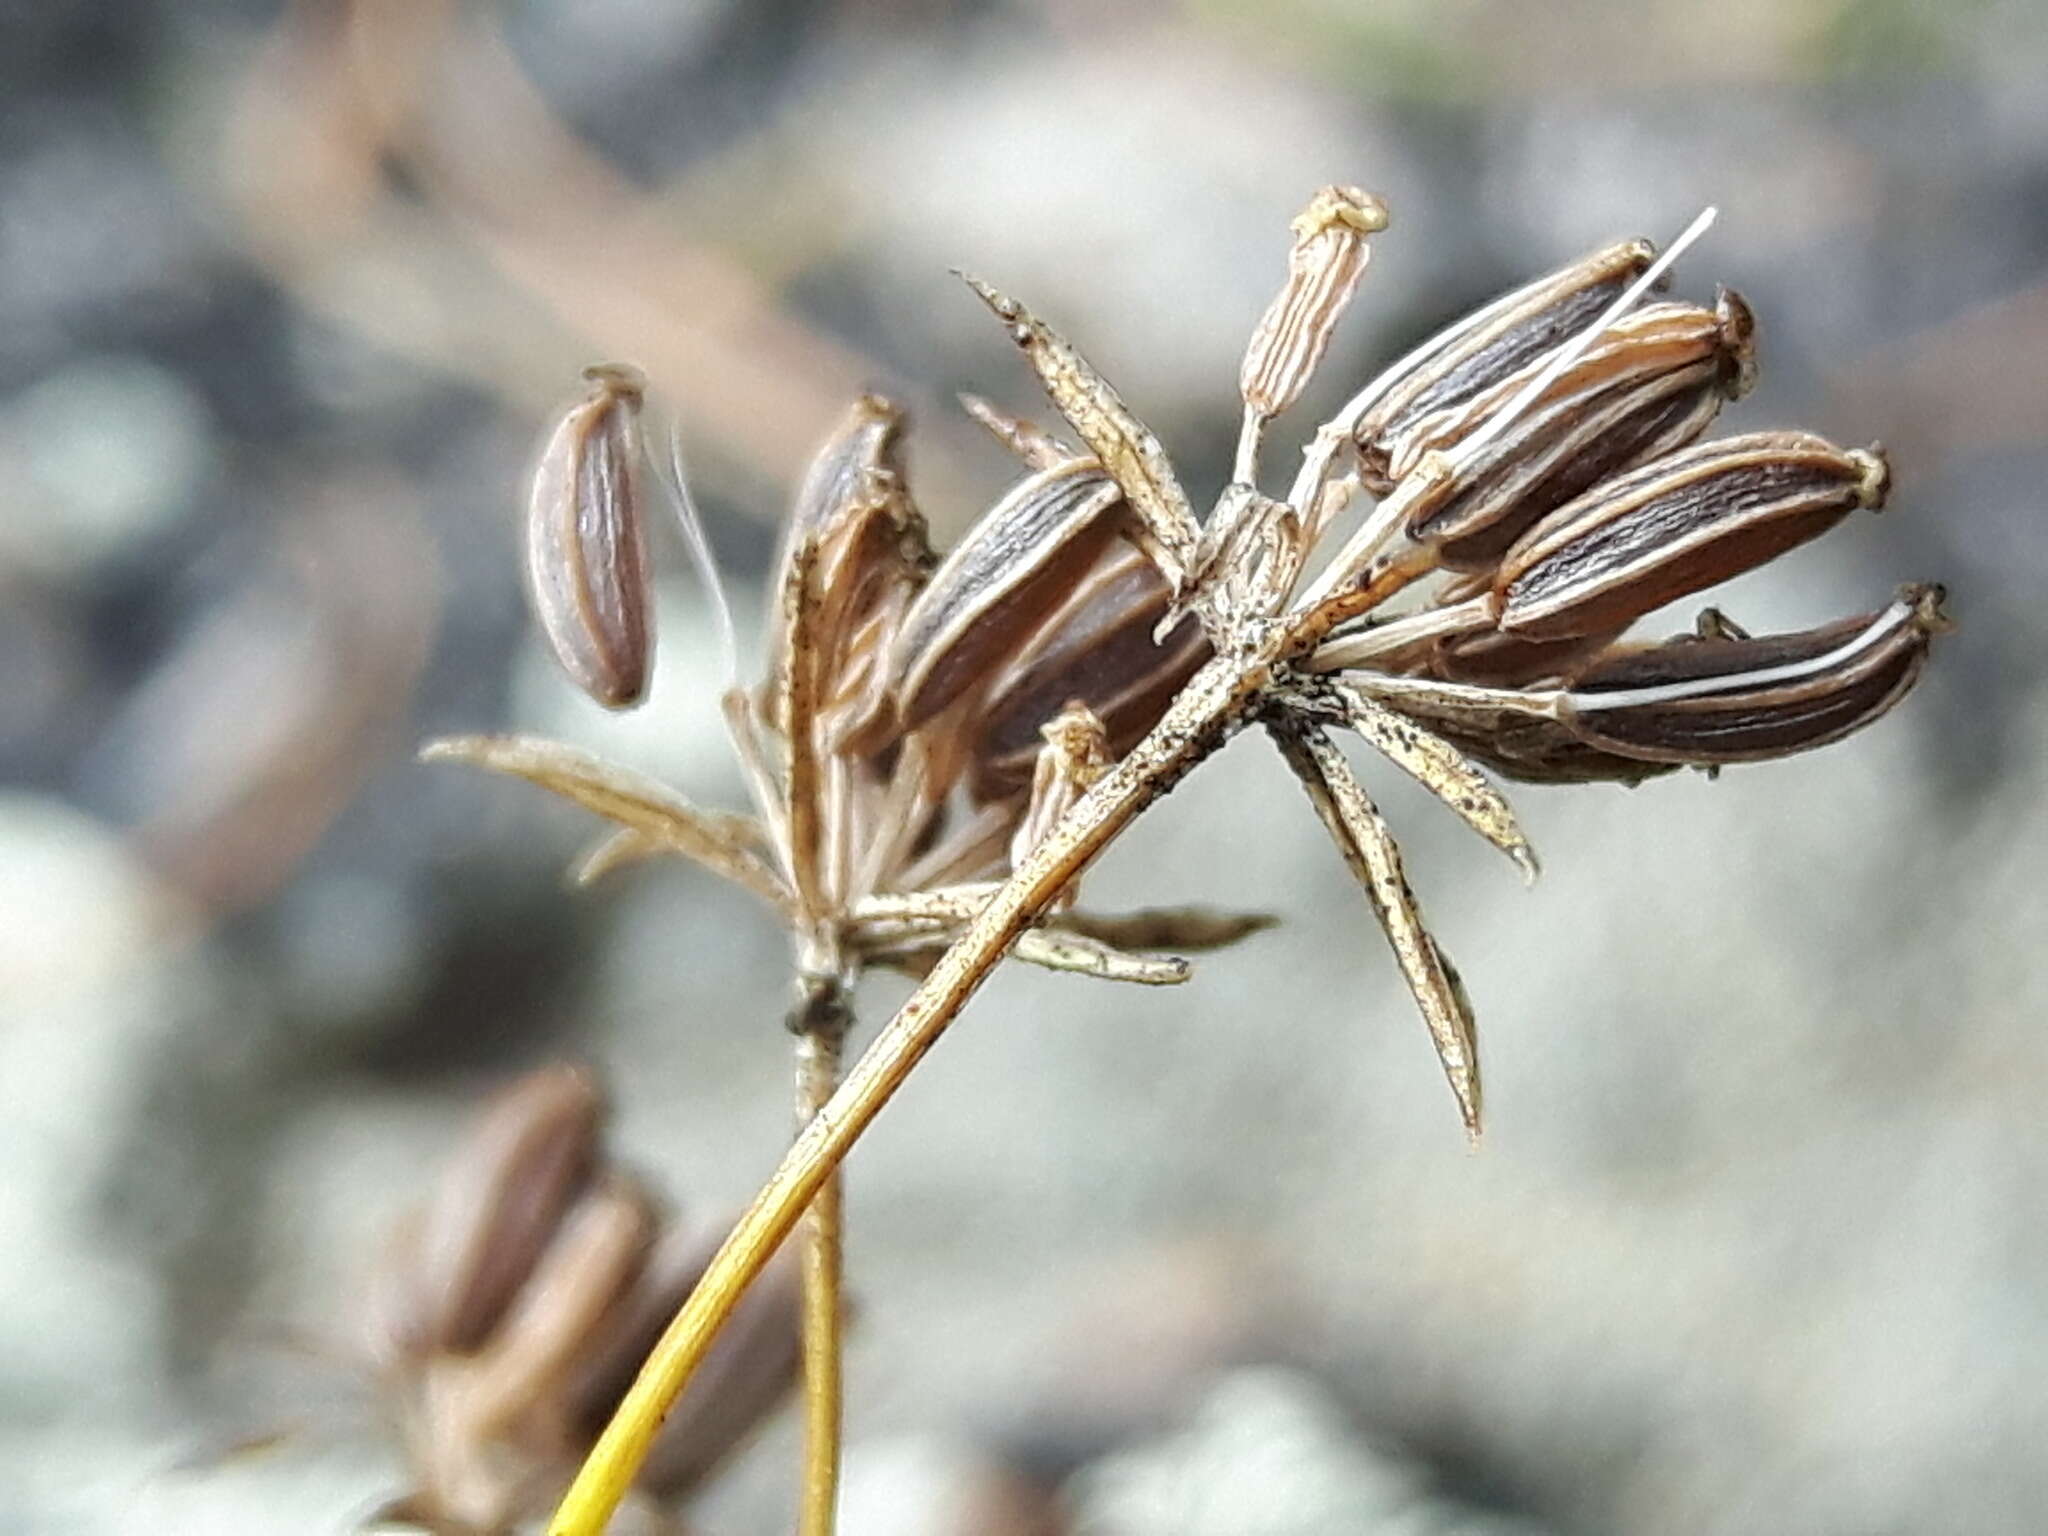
[
  {"xmin": 525, "ymin": 363, "xmax": 654, "ymax": 708},
  {"xmin": 1390, "ymin": 289, "xmax": 1756, "ymax": 571},
  {"xmin": 1351, "ymin": 239, "xmax": 1658, "ymax": 492},
  {"xmin": 411, "ymin": 1064, "xmax": 604, "ymax": 1355},
  {"xmin": 1558, "ymin": 585, "xmax": 1947, "ymax": 762},
  {"xmin": 769, "ymin": 394, "xmax": 933, "ymax": 754},
  {"xmin": 1495, "ymin": 430, "xmax": 1890, "ymax": 642},
  {"xmin": 1240, "ymin": 185, "xmax": 1387, "ymax": 420},
  {"xmin": 890, "ymin": 458, "xmax": 1128, "ymax": 731},
  {"xmin": 1430, "ymin": 624, "xmax": 1627, "ymax": 688},
  {"xmin": 969, "ymin": 544, "xmax": 1209, "ymax": 799},
  {"xmin": 1442, "ymin": 713, "xmax": 1682, "ymax": 786}
]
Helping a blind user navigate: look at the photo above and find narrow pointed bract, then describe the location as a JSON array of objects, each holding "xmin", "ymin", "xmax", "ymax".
[
  {"xmin": 961, "ymin": 275, "xmax": 1200, "ymax": 593},
  {"xmin": 421, "ymin": 735, "xmax": 787, "ymax": 908},
  {"xmin": 1312, "ymin": 679, "xmax": 1539, "ymax": 883},
  {"xmin": 1269, "ymin": 718, "xmax": 1482, "ymax": 1137}
]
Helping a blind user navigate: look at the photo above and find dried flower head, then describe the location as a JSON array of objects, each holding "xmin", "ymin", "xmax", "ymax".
[
  {"xmin": 439, "ymin": 188, "xmax": 1950, "ymax": 1536},
  {"xmin": 364, "ymin": 1066, "xmax": 799, "ymax": 1535}
]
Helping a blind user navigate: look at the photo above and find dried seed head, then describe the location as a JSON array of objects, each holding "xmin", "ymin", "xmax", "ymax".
[
  {"xmin": 525, "ymin": 363, "xmax": 654, "ymax": 708},
  {"xmin": 1494, "ymin": 429, "xmax": 1890, "ymax": 642},
  {"xmin": 401, "ymin": 1063, "xmax": 604, "ymax": 1356},
  {"xmin": 1389, "ymin": 288, "xmax": 1757, "ymax": 571},
  {"xmin": 890, "ymin": 458, "xmax": 1127, "ymax": 731},
  {"xmin": 1241, "ymin": 185, "xmax": 1388, "ymax": 420},
  {"xmin": 969, "ymin": 543, "xmax": 1209, "ymax": 799},
  {"xmin": 1351, "ymin": 239, "xmax": 1659, "ymax": 492},
  {"xmin": 366, "ymin": 1067, "xmax": 802, "ymax": 1529},
  {"xmin": 1558, "ymin": 584, "xmax": 1948, "ymax": 762}
]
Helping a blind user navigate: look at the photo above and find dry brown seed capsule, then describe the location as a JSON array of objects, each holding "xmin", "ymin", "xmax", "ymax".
[
  {"xmin": 525, "ymin": 363, "xmax": 654, "ymax": 708},
  {"xmin": 969, "ymin": 544, "xmax": 1210, "ymax": 799},
  {"xmin": 1351, "ymin": 239, "xmax": 1658, "ymax": 492},
  {"xmin": 469, "ymin": 1171, "xmax": 658, "ymax": 1419},
  {"xmin": 1440, "ymin": 714, "xmax": 1682, "ymax": 786},
  {"xmin": 890, "ymin": 458, "xmax": 1127, "ymax": 731},
  {"xmin": 1558, "ymin": 585, "xmax": 1947, "ymax": 763},
  {"xmin": 1429, "ymin": 624, "xmax": 1627, "ymax": 688},
  {"xmin": 410, "ymin": 1064, "xmax": 604, "ymax": 1355},
  {"xmin": 1240, "ymin": 185, "xmax": 1388, "ymax": 420},
  {"xmin": 769, "ymin": 394, "xmax": 933, "ymax": 754},
  {"xmin": 1389, "ymin": 290, "xmax": 1757, "ymax": 571},
  {"xmin": 1495, "ymin": 429, "xmax": 1890, "ymax": 642}
]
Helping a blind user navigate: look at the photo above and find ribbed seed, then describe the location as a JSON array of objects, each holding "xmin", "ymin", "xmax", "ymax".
[
  {"xmin": 890, "ymin": 459, "xmax": 1127, "ymax": 731},
  {"xmin": 770, "ymin": 394, "xmax": 933, "ymax": 753},
  {"xmin": 1559, "ymin": 585, "xmax": 1947, "ymax": 762},
  {"xmin": 1390, "ymin": 290, "xmax": 1756, "ymax": 570},
  {"xmin": 969, "ymin": 544, "xmax": 1209, "ymax": 799},
  {"xmin": 1240, "ymin": 185, "xmax": 1387, "ymax": 420},
  {"xmin": 525, "ymin": 364, "xmax": 653, "ymax": 708},
  {"xmin": 411, "ymin": 1064, "xmax": 603, "ymax": 1355},
  {"xmin": 1350, "ymin": 239, "xmax": 1657, "ymax": 493},
  {"xmin": 1495, "ymin": 430, "xmax": 1890, "ymax": 642}
]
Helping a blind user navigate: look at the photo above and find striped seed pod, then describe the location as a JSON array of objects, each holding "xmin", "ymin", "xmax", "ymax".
[
  {"xmin": 1429, "ymin": 624, "xmax": 1627, "ymax": 689},
  {"xmin": 525, "ymin": 363, "xmax": 654, "ymax": 708},
  {"xmin": 1557, "ymin": 585, "xmax": 1947, "ymax": 763},
  {"xmin": 1494, "ymin": 430, "xmax": 1891, "ymax": 642},
  {"xmin": 968, "ymin": 543, "xmax": 1210, "ymax": 799},
  {"xmin": 1240, "ymin": 185, "xmax": 1388, "ymax": 420},
  {"xmin": 391, "ymin": 1064, "xmax": 603, "ymax": 1358},
  {"xmin": 1435, "ymin": 712, "xmax": 1682, "ymax": 787},
  {"xmin": 771, "ymin": 394, "xmax": 933, "ymax": 753},
  {"xmin": 890, "ymin": 458, "xmax": 1128, "ymax": 732},
  {"xmin": 1351, "ymin": 239, "xmax": 1658, "ymax": 493},
  {"xmin": 1388, "ymin": 289, "xmax": 1757, "ymax": 571}
]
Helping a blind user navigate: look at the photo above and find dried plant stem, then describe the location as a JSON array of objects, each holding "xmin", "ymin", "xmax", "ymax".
[
  {"xmin": 546, "ymin": 653, "xmax": 1260, "ymax": 1536},
  {"xmin": 790, "ymin": 987, "xmax": 849, "ymax": 1536}
]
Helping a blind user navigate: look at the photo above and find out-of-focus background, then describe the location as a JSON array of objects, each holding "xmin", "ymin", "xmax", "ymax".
[{"xmin": 4, "ymin": 1, "xmax": 2044, "ymax": 1531}]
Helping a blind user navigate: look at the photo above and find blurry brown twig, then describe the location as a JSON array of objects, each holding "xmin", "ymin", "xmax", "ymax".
[{"xmin": 221, "ymin": 0, "xmax": 907, "ymax": 497}]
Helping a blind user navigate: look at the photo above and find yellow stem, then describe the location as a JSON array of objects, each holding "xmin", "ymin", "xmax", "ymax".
[
  {"xmin": 545, "ymin": 653, "xmax": 1256, "ymax": 1535},
  {"xmin": 793, "ymin": 1005, "xmax": 846, "ymax": 1536}
]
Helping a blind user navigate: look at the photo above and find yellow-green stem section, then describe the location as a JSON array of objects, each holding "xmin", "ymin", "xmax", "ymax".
[
  {"xmin": 794, "ymin": 1022, "xmax": 845, "ymax": 1536},
  {"xmin": 547, "ymin": 653, "xmax": 1255, "ymax": 1535}
]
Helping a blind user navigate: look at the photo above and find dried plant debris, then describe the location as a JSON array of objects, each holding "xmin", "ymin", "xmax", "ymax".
[
  {"xmin": 363, "ymin": 1066, "xmax": 799, "ymax": 1535},
  {"xmin": 484, "ymin": 187, "xmax": 1951, "ymax": 1536},
  {"xmin": 439, "ymin": 379, "xmax": 1274, "ymax": 1000},
  {"xmin": 444, "ymin": 190, "xmax": 1945, "ymax": 1146}
]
